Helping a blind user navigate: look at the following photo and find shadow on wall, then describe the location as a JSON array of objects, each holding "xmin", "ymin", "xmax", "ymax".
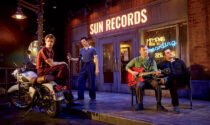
[
  {"xmin": 190, "ymin": 64, "xmax": 210, "ymax": 80},
  {"xmin": 190, "ymin": 64, "xmax": 210, "ymax": 100}
]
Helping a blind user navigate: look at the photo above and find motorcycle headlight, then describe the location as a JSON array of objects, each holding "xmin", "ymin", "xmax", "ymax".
[{"xmin": 11, "ymin": 69, "xmax": 18, "ymax": 78}]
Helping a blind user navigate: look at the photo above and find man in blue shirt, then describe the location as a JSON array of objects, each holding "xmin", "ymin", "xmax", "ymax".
[{"xmin": 70, "ymin": 37, "xmax": 99, "ymax": 100}]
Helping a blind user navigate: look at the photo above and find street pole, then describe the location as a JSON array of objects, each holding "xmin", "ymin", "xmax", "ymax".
[
  {"xmin": 13, "ymin": 0, "xmax": 43, "ymax": 47},
  {"xmin": 37, "ymin": 0, "xmax": 43, "ymax": 47}
]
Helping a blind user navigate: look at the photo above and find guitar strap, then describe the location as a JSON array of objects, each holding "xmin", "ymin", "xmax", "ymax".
[
  {"xmin": 145, "ymin": 58, "xmax": 153, "ymax": 71},
  {"xmin": 143, "ymin": 58, "xmax": 154, "ymax": 80}
]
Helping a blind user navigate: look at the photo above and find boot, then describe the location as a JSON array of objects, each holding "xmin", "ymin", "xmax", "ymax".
[
  {"xmin": 64, "ymin": 91, "xmax": 77, "ymax": 107},
  {"xmin": 157, "ymin": 104, "xmax": 168, "ymax": 112},
  {"xmin": 135, "ymin": 104, "xmax": 143, "ymax": 111},
  {"xmin": 31, "ymin": 78, "xmax": 37, "ymax": 86},
  {"xmin": 173, "ymin": 106, "xmax": 180, "ymax": 114}
]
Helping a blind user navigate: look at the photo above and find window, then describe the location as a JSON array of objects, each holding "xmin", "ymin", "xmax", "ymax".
[
  {"xmin": 72, "ymin": 42, "xmax": 81, "ymax": 74},
  {"xmin": 142, "ymin": 25, "xmax": 177, "ymax": 64}
]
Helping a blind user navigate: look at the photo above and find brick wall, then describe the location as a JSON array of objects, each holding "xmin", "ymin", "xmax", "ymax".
[
  {"xmin": 69, "ymin": 0, "xmax": 210, "ymax": 80},
  {"xmin": 71, "ymin": 0, "xmax": 157, "ymax": 26},
  {"xmin": 207, "ymin": 0, "xmax": 210, "ymax": 62},
  {"xmin": 188, "ymin": 0, "xmax": 210, "ymax": 80}
]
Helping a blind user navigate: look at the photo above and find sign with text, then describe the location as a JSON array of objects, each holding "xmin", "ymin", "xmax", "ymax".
[
  {"xmin": 143, "ymin": 26, "xmax": 177, "ymax": 63},
  {"xmin": 89, "ymin": 8, "xmax": 148, "ymax": 35}
]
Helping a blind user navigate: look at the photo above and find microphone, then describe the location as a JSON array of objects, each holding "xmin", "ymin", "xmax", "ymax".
[{"xmin": 67, "ymin": 52, "xmax": 71, "ymax": 61}]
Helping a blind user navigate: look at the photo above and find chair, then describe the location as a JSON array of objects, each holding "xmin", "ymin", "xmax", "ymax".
[
  {"xmin": 130, "ymin": 86, "xmax": 138, "ymax": 106},
  {"xmin": 130, "ymin": 68, "xmax": 192, "ymax": 109}
]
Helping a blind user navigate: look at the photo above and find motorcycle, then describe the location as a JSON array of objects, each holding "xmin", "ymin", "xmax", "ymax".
[{"xmin": 7, "ymin": 63, "xmax": 67, "ymax": 117}]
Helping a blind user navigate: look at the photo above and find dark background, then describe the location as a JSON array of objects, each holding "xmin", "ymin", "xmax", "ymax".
[{"xmin": 0, "ymin": 0, "xmax": 104, "ymax": 67}]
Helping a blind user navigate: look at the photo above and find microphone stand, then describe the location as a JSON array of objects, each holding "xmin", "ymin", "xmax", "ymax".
[{"xmin": 67, "ymin": 52, "xmax": 72, "ymax": 89}]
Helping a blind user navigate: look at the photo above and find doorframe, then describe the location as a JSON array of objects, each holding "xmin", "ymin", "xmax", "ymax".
[
  {"xmin": 98, "ymin": 36, "xmax": 118, "ymax": 92},
  {"xmin": 96, "ymin": 30, "xmax": 138, "ymax": 93},
  {"xmin": 115, "ymin": 32, "xmax": 137, "ymax": 93}
]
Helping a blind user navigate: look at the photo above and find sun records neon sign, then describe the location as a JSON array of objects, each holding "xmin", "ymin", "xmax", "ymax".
[{"xmin": 89, "ymin": 8, "xmax": 148, "ymax": 35}]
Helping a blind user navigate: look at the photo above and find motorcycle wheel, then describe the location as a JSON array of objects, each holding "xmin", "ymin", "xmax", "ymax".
[
  {"xmin": 8, "ymin": 87, "xmax": 31, "ymax": 109},
  {"xmin": 41, "ymin": 86, "xmax": 61, "ymax": 118}
]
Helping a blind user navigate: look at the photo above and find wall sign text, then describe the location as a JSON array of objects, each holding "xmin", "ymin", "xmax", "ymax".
[{"xmin": 90, "ymin": 8, "xmax": 148, "ymax": 35}]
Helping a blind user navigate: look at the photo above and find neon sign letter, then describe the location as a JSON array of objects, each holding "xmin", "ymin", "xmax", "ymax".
[
  {"xmin": 141, "ymin": 9, "xmax": 147, "ymax": 23},
  {"xmin": 89, "ymin": 8, "xmax": 148, "ymax": 35},
  {"xmin": 148, "ymin": 40, "xmax": 177, "ymax": 53},
  {"xmin": 127, "ymin": 13, "xmax": 134, "ymax": 26},
  {"xmin": 90, "ymin": 21, "xmax": 103, "ymax": 35},
  {"xmin": 134, "ymin": 11, "xmax": 141, "ymax": 25}
]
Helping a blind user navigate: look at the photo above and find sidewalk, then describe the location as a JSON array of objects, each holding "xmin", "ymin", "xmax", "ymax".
[
  {"xmin": 69, "ymin": 90, "xmax": 210, "ymax": 125},
  {"xmin": 1, "ymin": 91, "xmax": 210, "ymax": 125}
]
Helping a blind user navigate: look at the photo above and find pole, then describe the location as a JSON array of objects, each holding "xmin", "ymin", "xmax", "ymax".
[
  {"xmin": 67, "ymin": 52, "xmax": 72, "ymax": 89},
  {"xmin": 37, "ymin": 0, "xmax": 43, "ymax": 47}
]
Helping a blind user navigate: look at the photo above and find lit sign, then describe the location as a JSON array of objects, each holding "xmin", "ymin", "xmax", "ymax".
[
  {"xmin": 154, "ymin": 51, "xmax": 176, "ymax": 59},
  {"xmin": 90, "ymin": 8, "xmax": 148, "ymax": 35},
  {"xmin": 155, "ymin": 52, "xmax": 163, "ymax": 58},
  {"xmin": 148, "ymin": 40, "xmax": 177, "ymax": 53},
  {"xmin": 146, "ymin": 36, "xmax": 165, "ymax": 46}
]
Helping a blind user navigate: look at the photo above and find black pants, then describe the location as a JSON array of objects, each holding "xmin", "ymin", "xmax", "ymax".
[
  {"xmin": 136, "ymin": 79, "xmax": 162, "ymax": 105},
  {"xmin": 166, "ymin": 76, "xmax": 186, "ymax": 107}
]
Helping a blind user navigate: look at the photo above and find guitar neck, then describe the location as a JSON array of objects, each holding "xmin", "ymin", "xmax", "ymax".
[{"xmin": 139, "ymin": 71, "xmax": 156, "ymax": 77}]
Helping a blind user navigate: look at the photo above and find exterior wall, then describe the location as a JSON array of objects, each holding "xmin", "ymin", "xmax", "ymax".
[
  {"xmin": 187, "ymin": 0, "xmax": 210, "ymax": 100},
  {"xmin": 188, "ymin": 0, "xmax": 210, "ymax": 80},
  {"xmin": 65, "ymin": 0, "xmax": 210, "ymax": 100}
]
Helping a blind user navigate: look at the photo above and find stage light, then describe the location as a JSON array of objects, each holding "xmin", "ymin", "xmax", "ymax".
[
  {"xmin": 11, "ymin": 7, "xmax": 27, "ymax": 20},
  {"xmin": 11, "ymin": 0, "xmax": 43, "ymax": 45}
]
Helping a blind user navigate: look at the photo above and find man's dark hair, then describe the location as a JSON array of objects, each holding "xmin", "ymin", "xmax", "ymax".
[
  {"xmin": 139, "ymin": 44, "xmax": 147, "ymax": 51},
  {"xmin": 163, "ymin": 48, "xmax": 171, "ymax": 56},
  {"xmin": 45, "ymin": 34, "xmax": 56, "ymax": 41},
  {"xmin": 80, "ymin": 37, "xmax": 88, "ymax": 41}
]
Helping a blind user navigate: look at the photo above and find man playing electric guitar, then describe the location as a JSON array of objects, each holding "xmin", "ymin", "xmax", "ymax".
[{"xmin": 126, "ymin": 45, "xmax": 168, "ymax": 112}]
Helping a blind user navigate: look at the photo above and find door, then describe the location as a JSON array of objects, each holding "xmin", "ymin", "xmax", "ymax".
[
  {"xmin": 99, "ymin": 37, "xmax": 117, "ymax": 92},
  {"xmin": 116, "ymin": 33, "xmax": 136, "ymax": 93},
  {"xmin": 98, "ymin": 33, "xmax": 136, "ymax": 93}
]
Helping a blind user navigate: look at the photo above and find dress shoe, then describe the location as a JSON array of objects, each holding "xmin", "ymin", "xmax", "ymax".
[
  {"xmin": 90, "ymin": 98, "xmax": 96, "ymax": 101},
  {"xmin": 76, "ymin": 97, "xmax": 84, "ymax": 100},
  {"xmin": 173, "ymin": 106, "xmax": 180, "ymax": 114},
  {"xmin": 67, "ymin": 102, "xmax": 80, "ymax": 107},
  {"xmin": 157, "ymin": 105, "xmax": 168, "ymax": 112},
  {"xmin": 135, "ymin": 104, "xmax": 143, "ymax": 111}
]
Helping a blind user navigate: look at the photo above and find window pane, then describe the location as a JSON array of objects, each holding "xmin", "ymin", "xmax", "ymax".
[
  {"xmin": 72, "ymin": 42, "xmax": 81, "ymax": 74},
  {"xmin": 120, "ymin": 40, "xmax": 132, "ymax": 84},
  {"xmin": 143, "ymin": 26, "xmax": 177, "ymax": 64},
  {"xmin": 103, "ymin": 43, "xmax": 114, "ymax": 83}
]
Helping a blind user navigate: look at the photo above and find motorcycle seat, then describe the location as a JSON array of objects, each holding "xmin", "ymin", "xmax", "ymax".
[{"xmin": 31, "ymin": 75, "xmax": 55, "ymax": 85}]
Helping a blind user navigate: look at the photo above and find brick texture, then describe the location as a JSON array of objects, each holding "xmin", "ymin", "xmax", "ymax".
[
  {"xmin": 71, "ymin": 0, "xmax": 157, "ymax": 26},
  {"xmin": 188, "ymin": 0, "xmax": 210, "ymax": 80},
  {"xmin": 69, "ymin": 0, "xmax": 210, "ymax": 80}
]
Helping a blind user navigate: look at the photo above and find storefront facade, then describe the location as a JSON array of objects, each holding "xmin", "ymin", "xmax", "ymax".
[{"xmin": 66, "ymin": 0, "xmax": 210, "ymax": 99}]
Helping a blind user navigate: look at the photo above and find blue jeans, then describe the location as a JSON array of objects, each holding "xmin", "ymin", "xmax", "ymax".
[{"xmin": 77, "ymin": 62, "xmax": 96, "ymax": 99}]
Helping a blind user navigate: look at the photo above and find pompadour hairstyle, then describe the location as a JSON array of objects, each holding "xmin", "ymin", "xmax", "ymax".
[{"xmin": 45, "ymin": 34, "xmax": 56, "ymax": 41}]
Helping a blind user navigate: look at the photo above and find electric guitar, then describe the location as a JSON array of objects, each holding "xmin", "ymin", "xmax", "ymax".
[{"xmin": 127, "ymin": 67, "xmax": 170, "ymax": 86}]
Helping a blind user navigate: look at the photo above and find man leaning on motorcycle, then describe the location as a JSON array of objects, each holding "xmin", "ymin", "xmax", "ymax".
[{"xmin": 31, "ymin": 34, "xmax": 74, "ymax": 106}]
